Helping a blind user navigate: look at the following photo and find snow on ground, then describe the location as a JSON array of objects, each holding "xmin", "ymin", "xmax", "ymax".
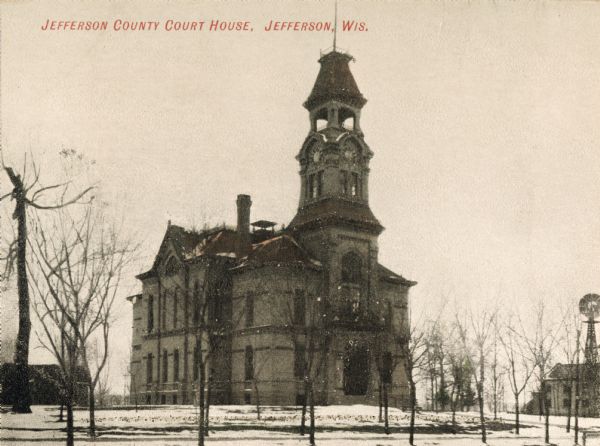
[{"xmin": 1, "ymin": 405, "xmax": 599, "ymax": 445}]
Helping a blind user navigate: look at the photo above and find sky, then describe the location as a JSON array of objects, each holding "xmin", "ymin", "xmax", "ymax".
[{"xmin": 1, "ymin": 0, "xmax": 600, "ymax": 393}]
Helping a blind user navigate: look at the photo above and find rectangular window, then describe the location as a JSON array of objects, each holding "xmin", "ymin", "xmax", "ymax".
[
  {"xmin": 294, "ymin": 290, "xmax": 305, "ymax": 326},
  {"xmin": 245, "ymin": 293, "xmax": 254, "ymax": 328},
  {"xmin": 308, "ymin": 174, "xmax": 315, "ymax": 199},
  {"xmin": 162, "ymin": 350, "xmax": 168, "ymax": 383},
  {"xmin": 245, "ymin": 346, "xmax": 254, "ymax": 381},
  {"xmin": 294, "ymin": 343, "xmax": 306, "ymax": 379},
  {"xmin": 146, "ymin": 353, "xmax": 153, "ymax": 383},
  {"xmin": 173, "ymin": 349, "xmax": 179, "ymax": 382}
]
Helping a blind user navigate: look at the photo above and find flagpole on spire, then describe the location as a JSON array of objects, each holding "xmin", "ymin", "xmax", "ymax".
[{"xmin": 333, "ymin": 0, "xmax": 338, "ymax": 51}]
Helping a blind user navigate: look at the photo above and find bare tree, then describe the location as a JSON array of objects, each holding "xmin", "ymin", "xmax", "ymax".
[
  {"xmin": 27, "ymin": 201, "xmax": 135, "ymax": 439},
  {"xmin": 0, "ymin": 151, "xmax": 93, "ymax": 413},
  {"xmin": 455, "ymin": 308, "xmax": 496, "ymax": 444},
  {"xmin": 496, "ymin": 312, "xmax": 536, "ymax": 434},
  {"xmin": 275, "ymin": 275, "xmax": 329, "ymax": 446},
  {"xmin": 396, "ymin": 313, "xmax": 427, "ymax": 446},
  {"xmin": 520, "ymin": 301, "xmax": 563, "ymax": 445},
  {"xmin": 560, "ymin": 302, "xmax": 582, "ymax": 432}
]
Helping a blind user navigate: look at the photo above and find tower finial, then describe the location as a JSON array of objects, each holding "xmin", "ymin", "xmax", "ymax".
[{"xmin": 333, "ymin": 0, "xmax": 338, "ymax": 51}]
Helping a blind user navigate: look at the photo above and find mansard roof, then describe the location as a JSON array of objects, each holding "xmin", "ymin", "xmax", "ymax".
[
  {"xmin": 289, "ymin": 197, "xmax": 383, "ymax": 234},
  {"xmin": 304, "ymin": 50, "xmax": 367, "ymax": 110},
  {"xmin": 233, "ymin": 234, "xmax": 321, "ymax": 272}
]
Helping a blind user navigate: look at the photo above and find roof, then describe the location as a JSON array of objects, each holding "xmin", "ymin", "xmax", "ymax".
[
  {"xmin": 289, "ymin": 198, "xmax": 383, "ymax": 234},
  {"xmin": 136, "ymin": 224, "xmax": 237, "ymax": 279},
  {"xmin": 304, "ymin": 50, "xmax": 367, "ymax": 110},
  {"xmin": 378, "ymin": 263, "xmax": 417, "ymax": 287},
  {"xmin": 233, "ymin": 234, "xmax": 321, "ymax": 271},
  {"xmin": 251, "ymin": 220, "xmax": 277, "ymax": 228},
  {"xmin": 549, "ymin": 362, "xmax": 600, "ymax": 380}
]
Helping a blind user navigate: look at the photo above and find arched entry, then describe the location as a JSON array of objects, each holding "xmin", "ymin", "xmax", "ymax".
[{"xmin": 343, "ymin": 341, "xmax": 369, "ymax": 395}]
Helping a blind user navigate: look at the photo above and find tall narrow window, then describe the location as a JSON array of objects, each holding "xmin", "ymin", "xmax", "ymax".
[
  {"xmin": 245, "ymin": 346, "xmax": 254, "ymax": 381},
  {"xmin": 162, "ymin": 350, "xmax": 168, "ymax": 383},
  {"xmin": 147, "ymin": 295, "xmax": 154, "ymax": 332},
  {"xmin": 294, "ymin": 290, "xmax": 306, "ymax": 326},
  {"xmin": 245, "ymin": 292, "xmax": 254, "ymax": 328},
  {"xmin": 341, "ymin": 170, "xmax": 349, "ymax": 195},
  {"xmin": 317, "ymin": 171, "xmax": 323, "ymax": 197},
  {"xmin": 161, "ymin": 291, "xmax": 167, "ymax": 330},
  {"xmin": 341, "ymin": 253, "xmax": 362, "ymax": 284},
  {"xmin": 294, "ymin": 343, "xmax": 306, "ymax": 378},
  {"xmin": 173, "ymin": 349, "xmax": 179, "ymax": 382},
  {"xmin": 382, "ymin": 351, "xmax": 393, "ymax": 384},
  {"xmin": 193, "ymin": 281, "xmax": 200, "ymax": 326},
  {"xmin": 173, "ymin": 290, "xmax": 178, "ymax": 328},
  {"xmin": 193, "ymin": 345, "xmax": 199, "ymax": 381},
  {"xmin": 351, "ymin": 172, "xmax": 360, "ymax": 197},
  {"xmin": 309, "ymin": 174, "xmax": 316, "ymax": 199},
  {"xmin": 146, "ymin": 353, "xmax": 153, "ymax": 383}
]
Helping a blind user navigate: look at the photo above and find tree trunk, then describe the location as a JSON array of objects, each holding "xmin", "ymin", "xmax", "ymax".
[
  {"xmin": 566, "ymin": 380, "xmax": 572, "ymax": 433},
  {"xmin": 409, "ymin": 379, "xmax": 417, "ymax": 446},
  {"xmin": 478, "ymin": 384, "xmax": 486, "ymax": 444},
  {"xmin": 198, "ymin": 362, "xmax": 205, "ymax": 446},
  {"xmin": 88, "ymin": 382, "xmax": 96, "ymax": 437},
  {"xmin": 514, "ymin": 393, "xmax": 520, "ymax": 434},
  {"xmin": 66, "ymin": 401, "xmax": 74, "ymax": 446},
  {"xmin": 253, "ymin": 380, "xmax": 261, "ymax": 420},
  {"xmin": 59, "ymin": 404, "xmax": 64, "ymax": 422},
  {"xmin": 11, "ymin": 185, "xmax": 32, "ymax": 414},
  {"xmin": 541, "ymin": 381, "xmax": 549, "ymax": 444},
  {"xmin": 300, "ymin": 379, "xmax": 308, "ymax": 435},
  {"xmin": 378, "ymin": 379, "xmax": 383, "ymax": 422},
  {"xmin": 204, "ymin": 376, "xmax": 211, "ymax": 436},
  {"xmin": 309, "ymin": 382, "xmax": 316, "ymax": 446},
  {"xmin": 383, "ymin": 382, "xmax": 389, "ymax": 435},
  {"xmin": 545, "ymin": 401, "xmax": 550, "ymax": 444}
]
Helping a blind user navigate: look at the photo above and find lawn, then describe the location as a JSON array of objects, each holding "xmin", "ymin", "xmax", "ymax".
[{"xmin": 1, "ymin": 404, "xmax": 599, "ymax": 445}]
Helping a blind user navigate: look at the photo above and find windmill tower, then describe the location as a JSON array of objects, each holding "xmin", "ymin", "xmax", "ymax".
[
  {"xmin": 579, "ymin": 293, "xmax": 600, "ymax": 364},
  {"xmin": 579, "ymin": 293, "xmax": 600, "ymax": 416}
]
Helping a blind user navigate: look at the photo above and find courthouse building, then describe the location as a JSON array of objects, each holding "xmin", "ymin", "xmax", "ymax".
[{"xmin": 128, "ymin": 48, "xmax": 416, "ymax": 406}]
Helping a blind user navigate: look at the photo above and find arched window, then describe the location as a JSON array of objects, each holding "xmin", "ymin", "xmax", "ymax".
[
  {"xmin": 173, "ymin": 289, "xmax": 178, "ymax": 328},
  {"xmin": 341, "ymin": 252, "xmax": 362, "ymax": 284},
  {"xmin": 343, "ymin": 341, "xmax": 369, "ymax": 395},
  {"xmin": 165, "ymin": 256, "xmax": 179, "ymax": 276}
]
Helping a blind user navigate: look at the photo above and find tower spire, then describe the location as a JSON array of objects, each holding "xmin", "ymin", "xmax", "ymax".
[{"xmin": 333, "ymin": 0, "xmax": 338, "ymax": 51}]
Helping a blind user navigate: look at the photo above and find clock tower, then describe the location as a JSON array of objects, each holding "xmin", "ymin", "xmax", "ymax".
[{"xmin": 289, "ymin": 49, "xmax": 383, "ymax": 243}]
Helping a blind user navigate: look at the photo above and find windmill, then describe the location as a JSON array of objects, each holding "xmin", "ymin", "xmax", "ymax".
[{"xmin": 579, "ymin": 293, "xmax": 600, "ymax": 364}]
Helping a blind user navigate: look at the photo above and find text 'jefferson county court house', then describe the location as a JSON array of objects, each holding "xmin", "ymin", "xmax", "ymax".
[{"xmin": 128, "ymin": 47, "xmax": 417, "ymax": 406}]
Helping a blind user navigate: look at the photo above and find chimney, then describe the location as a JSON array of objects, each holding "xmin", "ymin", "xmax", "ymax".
[{"xmin": 236, "ymin": 194, "xmax": 252, "ymax": 259}]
